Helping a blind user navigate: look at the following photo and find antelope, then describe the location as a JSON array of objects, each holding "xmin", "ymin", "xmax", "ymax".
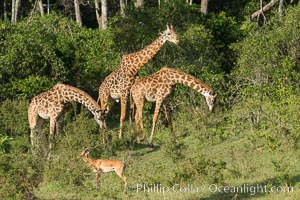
[{"xmin": 80, "ymin": 147, "xmax": 127, "ymax": 191}]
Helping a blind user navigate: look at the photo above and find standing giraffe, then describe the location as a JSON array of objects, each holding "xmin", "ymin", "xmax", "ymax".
[
  {"xmin": 130, "ymin": 67, "xmax": 217, "ymax": 144},
  {"xmin": 98, "ymin": 25, "xmax": 179, "ymax": 138},
  {"xmin": 28, "ymin": 83, "xmax": 105, "ymax": 159}
]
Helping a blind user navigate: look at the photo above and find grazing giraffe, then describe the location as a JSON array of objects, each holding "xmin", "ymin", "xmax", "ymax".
[
  {"xmin": 130, "ymin": 67, "xmax": 217, "ymax": 144},
  {"xmin": 98, "ymin": 25, "xmax": 179, "ymax": 138},
  {"xmin": 28, "ymin": 83, "xmax": 105, "ymax": 159}
]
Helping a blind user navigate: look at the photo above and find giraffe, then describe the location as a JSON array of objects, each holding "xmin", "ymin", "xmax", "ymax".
[
  {"xmin": 130, "ymin": 67, "xmax": 217, "ymax": 144},
  {"xmin": 28, "ymin": 83, "xmax": 105, "ymax": 159},
  {"xmin": 98, "ymin": 25, "xmax": 179, "ymax": 138}
]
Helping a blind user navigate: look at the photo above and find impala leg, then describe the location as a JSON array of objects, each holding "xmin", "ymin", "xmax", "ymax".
[
  {"xmin": 96, "ymin": 172, "xmax": 101, "ymax": 190},
  {"xmin": 115, "ymin": 167, "xmax": 127, "ymax": 191},
  {"xmin": 122, "ymin": 175, "xmax": 127, "ymax": 192}
]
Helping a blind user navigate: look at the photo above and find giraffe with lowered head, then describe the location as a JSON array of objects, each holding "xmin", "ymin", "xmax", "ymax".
[
  {"xmin": 98, "ymin": 25, "xmax": 179, "ymax": 138},
  {"xmin": 130, "ymin": 67, "xmax": 217, "ymax": 144},
  {"xmin": 28, "ymin": 83, "xmax": 105, "ymax": 159}
]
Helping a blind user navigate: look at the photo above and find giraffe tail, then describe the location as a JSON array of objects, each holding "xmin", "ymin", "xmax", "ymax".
[{"xmin": 129, "ymin": 90, "xmax": 135, "ymax": 124}]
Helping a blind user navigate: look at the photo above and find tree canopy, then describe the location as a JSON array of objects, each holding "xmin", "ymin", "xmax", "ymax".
[{"xmin": 0, "ymin": 1, "xmax": 299, "ymax": 199}]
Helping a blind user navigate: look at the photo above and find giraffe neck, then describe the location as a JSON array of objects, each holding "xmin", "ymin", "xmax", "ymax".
[
  {"xmin": 56, "ymin": 84, "xmax": 100, "ymax": 115},
  {"xmin": 162, "ymin": 68, "xmax": 213, "ymax": 95},
  {"xmin": 124, "ymin": 36, "xmax": 165, "ymax": 76}
]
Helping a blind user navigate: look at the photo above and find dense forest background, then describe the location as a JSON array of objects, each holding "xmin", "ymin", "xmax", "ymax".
[{"xmin": 0, "ymin": 0, "xmax": 300, "ymax": 199}]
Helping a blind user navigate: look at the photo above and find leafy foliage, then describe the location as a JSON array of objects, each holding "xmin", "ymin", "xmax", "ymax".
[
  {"xmin": 0, "ymin": 100, "xmax": 28, "ymax": 137},
  {"xmin": 0, "ymin": 14, "xmax": 119, "ymax": 100},
  {"xmin": 0, "ymin": 2, "xmax": 300, "ymax": 199},
  {"xmin": 231, "ymin": 4, "xmax": 300, "ymax": 103},
  {"xmin": 0, "ymin": 134, "xmax": 12, "ymax": 153}
]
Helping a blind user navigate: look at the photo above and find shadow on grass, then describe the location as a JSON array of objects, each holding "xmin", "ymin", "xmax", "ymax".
[
  {"xmin": 129, "ymin": 141, "xmax": 160, "ymax": 157},
  {"xmin": 198, "ymin": 175, "xmax": 300, "ymax": 200}
]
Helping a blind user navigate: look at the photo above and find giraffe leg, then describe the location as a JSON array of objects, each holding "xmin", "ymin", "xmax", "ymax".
[
  {"xmin": 28, "ymin": 109, "xmax": 47, "ymax": 157},
  {"xmin": 149, "ymin": 100, "xmax": 163, "ymax": 144},
  {"xmin": 55, "ymin": 116, "xmax": 63, "ymax": 137},
  {"xmin": 30, "ymin": 117, "xmax": 44, "ymax": 146},
  {"xmin": 135, "ymin": 99, "xmax": 146, "ymax": 141},
  {"xmin": 163, "ymin": 97, "xmax": 173, "ymax": 132},
  {"xmin": 28, "ymin": 108, "xmax": 39, "ymax": 146},
  {"xmin": 129, "ymin": 93, "xmax": 135, "ymax": 126},
  {"xmin": 129, "ymin": 95, "xmax": 136, "ymax": 143},
  {"xmin": 47, "ymin": 118, "xmax": 57, "ymax": 160},
  {"xmin": 30, "ymin": 117, "xmax": 45, "ymax": 156},
  {"xmin": 119, "ymin": 95, "xmax": 128, "ymax": 139},
  {"xmin": 99, "ymin": 95, "xmax": 110, "ymax": 132},
  {"xmin": 34, "ymin": 117, "xmax": 45, "ymax": 142}
]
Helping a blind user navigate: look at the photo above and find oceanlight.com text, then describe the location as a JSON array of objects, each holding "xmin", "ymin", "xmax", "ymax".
[
  {"xmin": 136, "ymin": 183, "xmax": 294, "ymax": 196},
  {"xmin": 209, "ymin": 184, "xmax": 294, "ymax": 196}
]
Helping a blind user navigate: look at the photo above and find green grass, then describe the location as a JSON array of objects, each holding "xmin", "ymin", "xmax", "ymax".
[
  {"xmin": 32, "ymin": 116, "xmax": 300, "ymax": 200},
  {"xmin": 1, "ymin": 102, "xmax": 299, "ymax": 200}
]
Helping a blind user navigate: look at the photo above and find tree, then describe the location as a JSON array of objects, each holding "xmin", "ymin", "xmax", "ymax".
[
  {"xmin": 95, "ymin": 0, "xmax": 101, "ymax": 30},
  {"xmin": 11, "ymin": 0, "xmax": 21, "ymax": 23},
  {"xmin": 278, "ymin": 0, "xmax": 284, "ymax": 18},
  {"xmin": 27, "ymin": 0, "xmax": 44, "ymax": 23},
  {"xmin": 120, "ymin": 0, "xmax": 126, "ymax": 17},
  {"xmin": 74, "ymin": 0, "xmax": 82, "ymax": 26},
  {"xmin": 201, "ymin": 0, "xmax": 208, "ymax": 15},
  {"xmin": 187, "ymin": 0, "xmax": 208, "ymax": 15},
  {"xmin": 38, "ymin": 0, "xmax": 44, "ymax": 16},
  {"xmin": 135, "ymin": 0, "xmax": 144, "ymax": 8},
  {"xmin": 250, "ymin": 0, "xmax": 283, "ymax": 23},
  {"xmin": 101, "ymin": 0, "xmax": 107, "ymax": 29},
  {"xmin": 3, "ymin": 0, "xmax": 8, "ymax": 20}
]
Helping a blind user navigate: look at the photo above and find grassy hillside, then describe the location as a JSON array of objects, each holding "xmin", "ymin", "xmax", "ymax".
[{"xmin": 1, "ymin": 100, "xmax": 299, "ymax": 199}]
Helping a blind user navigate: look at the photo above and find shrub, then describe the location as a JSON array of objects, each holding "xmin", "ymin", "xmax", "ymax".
[
  {"xmin": 0, "ymin": 134, "xmax": 13, "ymax": 153},
  {"xmin": 0, "ymin": 153, "xmax": 43, "ymax": 199},
  {"xmin": 0, "ymin": 100, "xmax": 29, "ymax": 138},
  {"xmin": 0, "ymin": 14, "xmax": 119, "ymax": 100},
  {"xmin": 230, "ymin": 4, "xmax": 300, "ymax": 104}
]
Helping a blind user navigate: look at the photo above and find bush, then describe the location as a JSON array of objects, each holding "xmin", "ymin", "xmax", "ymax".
[
  {"xmin": 227, "ymin": 94, "xmax": 300, "ymax": 150},
  {"xmin": 0, "ymin": 153, "xmax": 43, "ymax": 199},
  {"xmin": 230, "ymin": 4, "xmax": 300, "ymax": 104},
  {"xmin": 0, "ymin": 100, "xmax": 29, "ymax": 138},
  {"xmin": 0, "ymin": 134, "xmax": 13, "ymax": 153},
  {"xmin": 0, "ymin": 14, "xmax": 119, "ymax": 100}
]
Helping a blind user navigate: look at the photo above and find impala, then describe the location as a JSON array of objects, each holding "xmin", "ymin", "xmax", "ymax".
[{"xmin": 80, "ymin": 147, "xmax": 127, "ymax": 191}]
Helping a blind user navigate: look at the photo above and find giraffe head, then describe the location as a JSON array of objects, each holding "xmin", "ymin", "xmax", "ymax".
[
  {"xmin": 203, "ymin": 91, "xmax": 217, "ymax": 112},
  {"xmin": 93, "ymin": 109, "xmax": 108, "ymax": 130},
  {"xmin": 160, "ymin": 25, "xmax": 179, "ymax": 45}
]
